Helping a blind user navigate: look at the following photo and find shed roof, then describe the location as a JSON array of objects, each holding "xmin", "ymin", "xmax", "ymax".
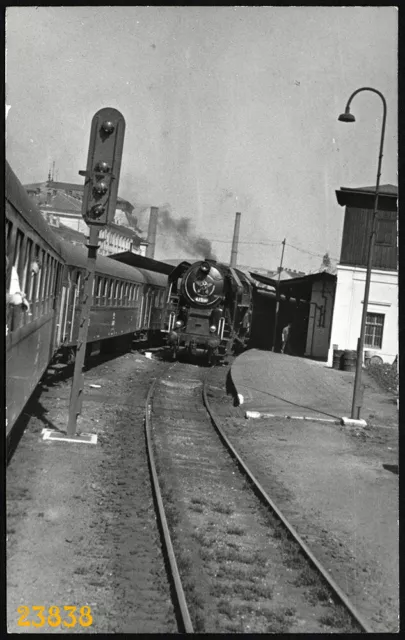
[
  {"xmin": 336, "ymin": 184, "xmax": 398, "ymax": 212},
  {"xmin": 109, "ymin": 251, "xmax": 175, "ymax": 275}
]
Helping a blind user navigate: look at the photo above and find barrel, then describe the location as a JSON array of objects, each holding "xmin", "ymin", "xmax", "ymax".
[
  {"xmin": 332, "ymin": 349, "xmax": 344, "ymax": 370},
  {"xmin": 342, "ymin": 349, "xmax": 357, "ymax": 372}
]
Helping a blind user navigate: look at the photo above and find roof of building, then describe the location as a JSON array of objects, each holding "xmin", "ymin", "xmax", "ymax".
[
  {"xmin": 53, "ymin": 223, "xmax": 87, "ymax": 245},
  {"xmin": 24, "ymin": 180, "xmax": 134, "ymax": 211},
  {"xmin": 342, "ymin": 184, "xmax": 397, "ymax": 196},
  {"xmin": 41, "ymin": 192, "xmax": 83, "ymax": 212},
  {"xmin": 336, "ymin": 184, "xmax": 398, "ymax": 212}
]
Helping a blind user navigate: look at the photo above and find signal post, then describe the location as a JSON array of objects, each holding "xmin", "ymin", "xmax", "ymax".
[{"xmin": 66, "ymin": 107, "xmax": 126, "ymax": 439}]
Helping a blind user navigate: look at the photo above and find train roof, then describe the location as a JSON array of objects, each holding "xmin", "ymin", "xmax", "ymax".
[
  {"xmin": 60, "ymin": 240, "xmax": 167, "ymax": 287},
  {"xmin": 109, "ymin": 251, "xmax": 175, "ymax": 275},
  {"xmin": 6, "ymin": 161, "xmax": 63, "ymax": 256}
]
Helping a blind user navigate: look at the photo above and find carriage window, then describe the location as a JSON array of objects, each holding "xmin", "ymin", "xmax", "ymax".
[
  {"xmin": 101, "ymin": 278, "xmax": 106, "ymax": 304},
  {"xmin": 92, "ymin": 276, "xmax": 97, "ymax": 302},
  {"xmin": 46, "ymin": 257, "xmax": 54, "ymax": 311},
  {"xmin": 38, "ymin": 250, "xmax": 48, "ymax": 309},
  {"xmin": 103, "ymin": 279, "xmax": 109, "ymax": 304},
  {"xmin": 13, "ymin": 230, "xmax": 24, "ymax": 272},
  {"xmin": 44, "ymin": 254, "xmax": 53, "ymax": 312},
  {"xmin": 94, "ymin": 276, "xmax": 99, "ymax": 305},
  {"xmin": 29, "ymin": 245, "xmax": 40, "ymax": 302},
  {"xmin": 117, "ymin": 281, "xmax": 123, "ymax": 306},
  {"xmin": 97, "ymin": 276, "xmax": 104, "ymax": 305},
  {"xmin": 45, "ymin": 254, "xmax": 53, "ymax": 298},
  {"xmin": 107, "ymin": 279, "xmax": 113, "ymax": 303},
  {"xmin": 21, "ymin": 238, "xmax": 33, "ymax": 294},
  {"xmin": 49, "ymin": 258, "xmax": 58, "ymax": 310},
  {"xmin": 6, "ymin": 220, "xmax": 13, "ymax": 288},
  {"xmin": 32, "ymin": 248, "xmax": 44, "ymax": 316}
]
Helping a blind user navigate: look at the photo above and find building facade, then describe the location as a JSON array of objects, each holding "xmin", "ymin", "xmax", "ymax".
[
  {"xmin": 24, "ymin": 180, "xmax": 148, "ymax": 256},
  {"xmin": 328, "ymin": 184, "xmax": 398, "ymax": 365}
]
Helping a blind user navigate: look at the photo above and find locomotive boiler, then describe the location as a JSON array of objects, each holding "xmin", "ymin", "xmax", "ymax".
[{"xmin": 162, "ymin": 259, "xmax": 253, "ymax": 364}]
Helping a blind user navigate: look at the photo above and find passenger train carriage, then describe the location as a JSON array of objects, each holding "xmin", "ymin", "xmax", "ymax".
[
  {"xmin": 162, "ymin": 259, "xmax": 253, "ymax": 364},
  {"xmin": 6, "ymin": 161, "xmax": 166, "ymax": 439}
]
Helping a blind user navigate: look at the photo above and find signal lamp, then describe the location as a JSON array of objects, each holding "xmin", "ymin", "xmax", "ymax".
[
  {"xmin": 80, "ymin": 107, "xmax": 126, "ymax": 226},
  {"xmin": 88, "ymin": 204, "xmax": 106, "ymax": 219},
  {"xmin": 96, "ymin": 161, "xmax": 110, "ymax": 173},
  {"xmin": 93, "ymin": 181, "xmax": 108, "ymax": 195},
  {"xmin": 101, "ymin": 120, "xmax": 115, "ymax": 133}
]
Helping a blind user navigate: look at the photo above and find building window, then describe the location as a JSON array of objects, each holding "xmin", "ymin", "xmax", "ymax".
[
  {"xmin": 376, "ymin": 219, "xmax": 393, "ymax": 246},
  {"xmin": 365, "ymin": 313, "xmax": 384, "ymax": 349}
]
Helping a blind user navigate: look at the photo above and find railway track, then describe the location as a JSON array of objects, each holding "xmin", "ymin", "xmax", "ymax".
[{"xmin": 146, "ymin": 361, "xmax": 372, "ymax": 633}]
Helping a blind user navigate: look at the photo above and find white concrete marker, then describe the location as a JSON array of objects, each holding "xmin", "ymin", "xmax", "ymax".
[
  {"xmin": 237, "ymin": 394, "xmax": 244, "ymax": 405},
  {"xmin": 42, "ymin": 428, "xmax": 97, "ymax": 445},
  {"xmin": 245, "ymin": 411, "xmax": 340, "ymax": 425},
  {"xmin": 340, "ymin": 417, "xmax": 368, "ymax": 428}
]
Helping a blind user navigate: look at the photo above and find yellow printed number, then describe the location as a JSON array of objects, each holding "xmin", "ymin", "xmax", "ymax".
[
  {"xmin": 17, "ymin": 606, "xmax": 30, "ymax": 627},
  {"xmin": 32, "ymin": 606, "xmax": 46, "ymax": 628},
  {"xmin": 47, "ymin": 606, "xmax": 62, "ymax": 628},
  {"xmin": 63, "ymin": 606, "xmax": 77, "ymax": 628},
  {"xmin": 79, "ymin": 606, "xmax": 93, "ymax": 627}
]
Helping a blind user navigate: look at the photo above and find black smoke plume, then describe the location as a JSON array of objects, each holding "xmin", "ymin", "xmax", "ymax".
[{"xmin": 158, "ymin": 205, "xmax": 217, "ymax": 260}]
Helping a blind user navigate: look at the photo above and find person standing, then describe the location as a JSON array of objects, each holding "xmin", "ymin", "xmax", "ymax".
[{"xmin": 281, "ymin": 322, "xmax": 292, "ymax": 354}]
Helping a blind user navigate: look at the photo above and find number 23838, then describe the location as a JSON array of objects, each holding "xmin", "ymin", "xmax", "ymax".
[{"xmin": 17, "ymin": 605, "xmax": 93, "ymax": 628}]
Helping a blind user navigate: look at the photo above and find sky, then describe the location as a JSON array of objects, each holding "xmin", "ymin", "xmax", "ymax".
[{"xmin": 6, "ymin": 6, "xmax": 398, "ymax": 273}]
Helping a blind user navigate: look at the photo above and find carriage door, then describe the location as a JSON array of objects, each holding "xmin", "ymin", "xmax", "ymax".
[{"xmin": 56, "ymin": 270, "xmax": 69, "ymax": 347}]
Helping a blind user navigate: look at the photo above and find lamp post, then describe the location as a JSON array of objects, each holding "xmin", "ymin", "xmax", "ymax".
[{"xmin": 338, "ymin": 87, "xmax": 387, "ymax": 420}]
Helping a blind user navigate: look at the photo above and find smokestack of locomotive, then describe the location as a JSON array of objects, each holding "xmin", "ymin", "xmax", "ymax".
[
  {"xmin": 230, "ymin": 212, "xmax": 241, "ymax": 267},
  {"xmin": 145, "ymin": 206, "xmax": 159, "ymax": 259}
]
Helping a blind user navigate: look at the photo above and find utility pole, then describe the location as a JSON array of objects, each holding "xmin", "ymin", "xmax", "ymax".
[
  {"xmin": 271, "ymin": 238, "xmax": 286, "ymax": 352},
  {"xmin": 67, "ymin": 107, "xmax": 125, "ymax": 437}
]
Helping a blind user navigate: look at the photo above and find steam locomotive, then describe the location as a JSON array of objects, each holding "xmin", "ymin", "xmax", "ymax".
[{"xmin": 162, "ymin": 259, "xmax": 253, "ymax": 364}]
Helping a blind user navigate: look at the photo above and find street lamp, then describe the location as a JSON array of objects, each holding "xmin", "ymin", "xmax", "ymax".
[{"xmin": 338, "ymin": 87, "xmax": 387, "ymax": 420}]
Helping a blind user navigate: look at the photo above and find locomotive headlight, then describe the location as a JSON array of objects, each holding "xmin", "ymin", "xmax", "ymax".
[
  {"xmin": 200, "ymin": 261, "xmax": 210, "ymax": 274},
  {"xmin": 209, "ymin": 325, "xmax": 217, "ymax": 333},
  {"xmin": 175, "ymin": 319, "xmax": 183, "ymax": 327}
]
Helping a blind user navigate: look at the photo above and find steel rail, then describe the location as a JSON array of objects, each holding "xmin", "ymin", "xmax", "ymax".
[
  {"xmin": 144, "ymin": 364, "xmax": 194, "ymax": 633},
  {"xmin": 202, "ymin": 373, "xmax": 373, "ymax": 634}
]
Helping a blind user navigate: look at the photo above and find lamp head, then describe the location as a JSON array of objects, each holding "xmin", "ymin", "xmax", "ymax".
[{"xmin": 338, "ymin": 107, "xmax": 356, "ymax": 123}]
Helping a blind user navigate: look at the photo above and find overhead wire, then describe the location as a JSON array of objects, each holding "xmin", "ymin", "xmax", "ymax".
[{"xmin": 156, "ymin": 230, "xmax": 339, "ymax": 260}]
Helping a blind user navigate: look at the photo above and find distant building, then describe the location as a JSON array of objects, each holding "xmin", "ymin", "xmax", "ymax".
[
  {"xmin": 240, "ymin": 266, "xmax": 306, "ymax": 280},
  {"xmin": 328, "ymin": 184, "xmax": 398, "ymax": 365},
  {"xmin": 24, "ymin": 179, "xmax": 150, "ymax": 257}
]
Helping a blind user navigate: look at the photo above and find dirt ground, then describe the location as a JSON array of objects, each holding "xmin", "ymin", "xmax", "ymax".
[
  {"xmin": 208, "ymin": 365, "xmax": 399, "ymax": 633},
  {"xmin": 6, "ymin": 351, "xmax": 176, "ymax": 634},
  {"xmin": 6, "ymin": 350, "xmax": 399, "ymax": 634}
]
